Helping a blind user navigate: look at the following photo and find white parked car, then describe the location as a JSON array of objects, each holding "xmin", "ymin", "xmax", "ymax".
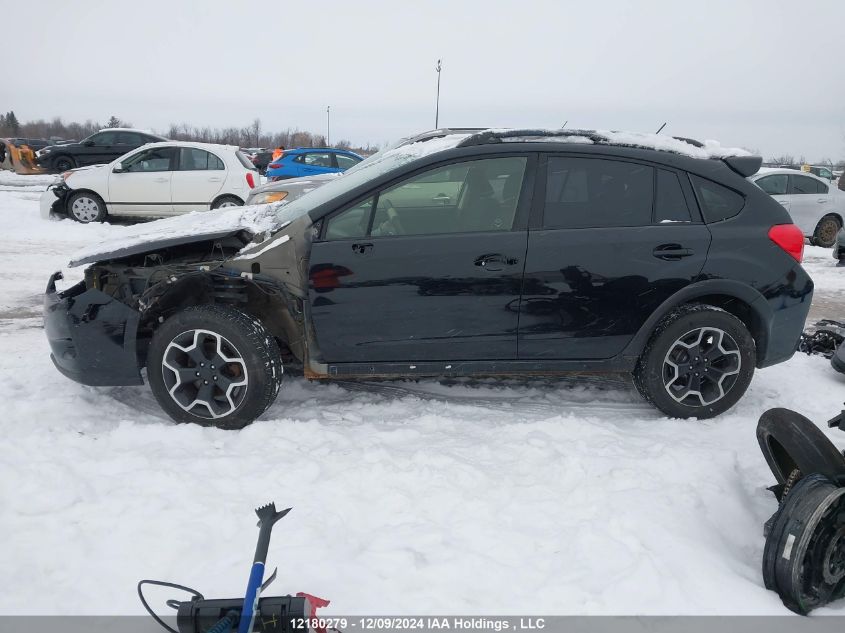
[
  {"xmin": 749, "ymin": 168, "xmax": 844, "ymax": 247},
  {"xmin": 41, "ymin": 141, "xmax": 258, "ymax": 223}
]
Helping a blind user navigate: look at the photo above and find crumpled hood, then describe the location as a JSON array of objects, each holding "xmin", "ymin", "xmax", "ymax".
[{"xmin": 69, "ymin": 203, "xmax": 283, "ymax": 267}]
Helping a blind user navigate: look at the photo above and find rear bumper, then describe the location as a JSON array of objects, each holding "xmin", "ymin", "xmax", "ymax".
[
  {"xmin": 756, "ymin": 264, "xmax": 814, "ymax": 368},
  {"xmin": 44, "ymin": 271, "xmax": 143, "ymax": 386}
]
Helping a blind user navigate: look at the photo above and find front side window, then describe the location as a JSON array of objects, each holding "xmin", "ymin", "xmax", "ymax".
[
  {"xmin": 122, "ymin": 147, "xmax": 176, "ymax": 172},
  {"xmin": 323, "ymin": 156, "xmax": 527, "ymax": 239},
  {"xmin": 335, "ymin": 153, "xmax": 360, "ymax": 170},
  {"xmin": 325, "ymin": 196, "xmax": 374, "ymax": 240},
  {"xmin": 179, "ymin": 148, "xmax": 224, "ymax": 171},
  {"xmin": 690, "ymin": 175, "xmax": 744, "ymax": 223},
  {"xmin": 791, "ymin": 175, "xmax": 827, "ymax": 195},
  {"xmin": 89, "ymin": 132, "xmax": 117, "ymax": 146},
  {"xmin": 543, "ymin": 157, "xmax": 654, "ymax": 229},
  {"xmin": 756, "ymin": 174, "xmax": 788, "ymax": 196}
]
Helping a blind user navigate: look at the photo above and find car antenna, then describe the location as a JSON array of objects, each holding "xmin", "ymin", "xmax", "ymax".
[
  {"xmin": 655, "ymin": 122, "xmax": 667, "ymax": 134},
  {"xmin": 561, "ymin": 120, "xmax": 568, "ymax": 129}
]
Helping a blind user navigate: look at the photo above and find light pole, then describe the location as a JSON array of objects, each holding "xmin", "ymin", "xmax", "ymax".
[
  {"xmin": 435, "ymin": 59, "xmax": 442, "ymax": 129},
  {"xmin": 327, "ymin": 106, "xmax": 331, "ymax": 146}
]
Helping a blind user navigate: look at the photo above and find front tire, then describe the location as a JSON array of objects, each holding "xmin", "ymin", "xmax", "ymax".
[
  {"xmin": 146, "ymin": 305, "xmax": 283, "ymax": 429},
  {"xmin": 633, "ymin": 304, "xmax": 755, "ymax": 419},
  {"xmin": 67, "ymin": 191, "xmax": 107, "ymax": 223},
  {"xmin": 211, "ymin": 195, "xmax": 243, "ymax": 209},
  {"xmin": 812, "ymin": 215, "xmax": 841, "ymax": 248},
  {"xmin": 52, "ymin": 155, "xmax": 76, "ymax": 172}
]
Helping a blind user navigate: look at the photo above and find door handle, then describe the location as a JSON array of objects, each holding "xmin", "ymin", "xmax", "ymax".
[
  {"xmin": 653, "ymin": 244, "xmax": 694, "ymax": 260},
  {"xmin": 431, "ymin": 194, "xmax": 451, "ymax": 204},
  {"xmin": 208, "ymin": 177, "xmax": 223, "ymax": 182},
  {"xmin": 351, "ymin": 242, "xmax": 373, "ymax": 255},
  {"xmin": 474, "ymin": 253, "xmax": 519, "ymax": 272},
  {"xmin": 817, "ymin": 198, "xmax": 828, "ymax": 203},
  {"xmin": 153, "ymin": 177, "xmax": 168, "ymax": 183}
]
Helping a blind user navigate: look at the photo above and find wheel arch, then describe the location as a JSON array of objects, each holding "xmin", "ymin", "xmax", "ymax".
[
  {"xmin": 211, "ymin": 193, "xmax": 244, "ymax": 209},
  {"xmin": 622, "ymin": 280, "xmax": 771, "ymax": 367},
  {"xmin": 135, "ymin": 272, "xmax": 302, "ymax": 367}
]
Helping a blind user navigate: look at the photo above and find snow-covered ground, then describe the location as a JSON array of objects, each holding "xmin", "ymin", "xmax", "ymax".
[{"xmin": 1, "ymin": 173, "xmax": 844, "ymax": 616}]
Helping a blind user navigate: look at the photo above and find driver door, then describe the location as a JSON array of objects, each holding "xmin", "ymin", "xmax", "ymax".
[
  {"xmin": 108, "ymin": 146, "xmax": 176, "ymax": 215},
  {"xmin": 307, "ymin": 155, "xmax": 533, "ymax": 364}
]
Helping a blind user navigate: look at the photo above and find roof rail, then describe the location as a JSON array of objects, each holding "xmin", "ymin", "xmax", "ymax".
[{"xmin": 457, "ymin": 128, "xmax": 608, "ymax": 147}]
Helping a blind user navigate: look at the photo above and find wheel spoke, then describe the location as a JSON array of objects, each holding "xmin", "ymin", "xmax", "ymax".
[{"xmin": 662, "ymin": 326, "xmax": 742, "ymax": 407}]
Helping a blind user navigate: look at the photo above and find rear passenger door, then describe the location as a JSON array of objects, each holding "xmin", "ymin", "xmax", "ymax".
[
  {"xmin": 518, "ymin": 155, "xmax": 711, "ymax": 360},
  {"xmin": 787, "ymin": 174, "xmax": 831, "ymax": 236},
  {"xmin": 171, "ymin": 147, "xmax": 227, "ymax": 212},
  {"xmin": 296, "ymin": 151, "xmax": 336, "ymax": 176}
]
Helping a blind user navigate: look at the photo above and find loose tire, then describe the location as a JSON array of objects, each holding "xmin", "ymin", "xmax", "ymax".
[
  {"xmin": 67, "ymin": 191, "xmax": 107, "ymax": 223},
  {"xmin": 812, "ymin": 215, "xmax": 841, "ymax": 248},
  {"xmin": 211, "ymin": 195, "xmax": 243, "ymax": 210},
  {"xmin": 756, "ymin": 408, "xmax": 845, "ymax": 493},
  {"xmin": 53, "ymin": 155, "xmax": 76, "ymax": 172},
  {"xmin": 633, "ymin": 304, "xmax": 755, "ymax": 419},
  {"xmin": 146, "ymin": 305, "xmax": 283, "ymax": 429}
]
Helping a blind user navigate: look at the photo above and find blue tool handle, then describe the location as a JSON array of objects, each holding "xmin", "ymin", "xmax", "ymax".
[{"xmin": 237, "ymin": 562, "xmax": 265, "ymax": 633}]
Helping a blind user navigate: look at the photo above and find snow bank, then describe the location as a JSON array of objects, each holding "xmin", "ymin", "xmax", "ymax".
[{"xmin": 0, "ymin": 171, "xmax": 59, "ymax": 187}]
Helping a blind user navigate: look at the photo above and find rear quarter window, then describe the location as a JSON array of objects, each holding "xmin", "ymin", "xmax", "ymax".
[
  {"xmin": 689, "ymin": 175, "xmax": 744, "ymax": 223},
  {"xmin": 235, "ymin": 151, "xmax": 256, "ymax": 170}
]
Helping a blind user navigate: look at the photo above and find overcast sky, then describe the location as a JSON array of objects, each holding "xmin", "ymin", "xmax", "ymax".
[{"xmin": 3, "ymin": 0, "xmax": 844, "ymax": 159}]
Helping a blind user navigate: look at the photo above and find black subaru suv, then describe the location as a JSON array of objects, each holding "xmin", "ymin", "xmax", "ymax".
[
  {"xmin": 44, "ymin": 129, "xmax": 813, "ymax": 428},
  {"xmin": 35, "ymin": 128, "xmax": 167, "ymax": 172}
]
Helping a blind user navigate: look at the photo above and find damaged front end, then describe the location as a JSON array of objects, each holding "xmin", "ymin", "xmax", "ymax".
[{"xmin": 44, "ymin": 217, "xmax": 312, "ymax": 388}]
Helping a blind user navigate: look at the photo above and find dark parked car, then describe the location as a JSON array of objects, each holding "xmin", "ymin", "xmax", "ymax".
[
  {"xmin": 835, "ymin": 228, "xmax": 845, "ymax": 265},
  {"xmin": 35, "ymin": 128, "xmax": 167, "ymax": 172},
  {"xmin": 251, "ymin": 150, "xmax": 274, "ymax": 175},
  {"xmin": 44, "ymin": 128, "xmax": 813, "ymax": 428}
]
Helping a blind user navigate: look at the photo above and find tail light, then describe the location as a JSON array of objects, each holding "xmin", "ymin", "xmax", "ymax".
[
  {"xmin": 268, "ymin": 162, "xmax": 281, "ymax": 169},
  {"xmin": 246, "ymin": 172, "xmax": 255, "ymax": 189},
  {"xmin": 768, "ymin": 224, "xmax": 804, "ymax": 262}
]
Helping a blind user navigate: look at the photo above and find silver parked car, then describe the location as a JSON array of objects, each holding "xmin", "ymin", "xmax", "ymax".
[{"xmin": 749, "ymin": 168, "xmax": 845, "ymax": 247}]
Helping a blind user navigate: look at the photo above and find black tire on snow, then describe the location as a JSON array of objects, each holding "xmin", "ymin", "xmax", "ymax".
[
  {"xmin": 146, "ymin": 305, "xmax": 283, "ymax": 429},
  {"xmin": 812, "ymin": 215, "xmax": 841, "ymax": 248},
  {"xmin": 756, "ymin": 407, "xmax": 845, "ymax": 493},
  {"xmin": 211, "ymin": 195, "xmax": 243, "ymax": 209},
  {"xmin": 53, "ymin": 155, "xmax": 76, "ymax": 172},
  {"xmin": 633, "ymin": 304, "xmax": 755, "ymax": 419},
  {"xmin": 762, "ymin": 473, "xmax": 845, "ymax": 614}
]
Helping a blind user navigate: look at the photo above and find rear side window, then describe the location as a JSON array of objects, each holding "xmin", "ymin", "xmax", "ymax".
[
  {"xmin": 654, "ymin": 169, "xmax": 693, "ymax": 223},
  {"xmin": 791, "ymin": 174, "xmax": 827, "ymax": 195},
  {"xmin": 297, "ymin": 152, "xmax": 333, "ymax": 167},
  {"xmin": 756, "ymin": 174, "xmax": 788, "ymax": 195},
  {"xmin": 179, "ymin": 148, "xmax": 224, "ymax": 170},
  {"xmin": 544, "ymin": 157, "xmax": 654, "ymax": 229},
  {"xmin": 689, "ymin": 175, "xmax": 744, "ymax": 223}
]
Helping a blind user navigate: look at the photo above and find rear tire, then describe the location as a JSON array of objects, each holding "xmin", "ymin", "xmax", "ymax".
[
  {"xmin": 211, "ymin": 195, "xmax": 243, "ymax": 209},
  {"xmin": 67, "ymin": 191, "xmax": 107, "ymax": 223},
  {"xmin": 812, "ymin": 215, "xmax": 841, "ymax": 248},
  {"xmin": 146, "ymin": 305, "xmax": 283, "ymax": 429},
  {"xmin": 633, "ymin": 304, "xmax": 755, "ymax": 419}
]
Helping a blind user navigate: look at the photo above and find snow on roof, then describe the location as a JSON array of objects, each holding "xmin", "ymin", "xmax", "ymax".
[{"xmin": 476, "ymin": 128, "xmax": 752, "ymax": 159}]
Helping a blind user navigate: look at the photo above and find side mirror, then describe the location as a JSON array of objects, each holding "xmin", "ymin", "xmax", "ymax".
[
  {"xmin": 113, "ymin": 164, "xmax": 126, "ymax": 173},
  {"xmin": 83, "ymin": 140, "xmax": 95, "ymax": 147}
]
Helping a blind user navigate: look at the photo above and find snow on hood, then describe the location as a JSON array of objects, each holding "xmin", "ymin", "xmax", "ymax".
[{"xmin": 68, "ymin": 204, "xmax": 281, "ymax": 267}]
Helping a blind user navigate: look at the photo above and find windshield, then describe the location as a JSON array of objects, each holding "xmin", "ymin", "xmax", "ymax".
[{"xmin": 273, "ymin": 133, "xmax": 471, "ymax": 225}]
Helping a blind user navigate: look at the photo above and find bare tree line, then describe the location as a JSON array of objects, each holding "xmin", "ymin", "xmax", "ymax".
[{"xmin": 0, "ymin": 113, "xmax": 379, "ymax": 155}]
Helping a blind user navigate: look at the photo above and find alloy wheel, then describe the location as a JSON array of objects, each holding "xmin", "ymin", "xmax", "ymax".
[
  {"xmin": 70, "ymin": 196, "xmax": 101, "ymax": 222},
  {"xmin": 161, "ymin": 329, "xmax": 249, "ymax": 419},
  {"xmin": 662, "ymin": 327, "xmax": 741, "ymax": 407}
]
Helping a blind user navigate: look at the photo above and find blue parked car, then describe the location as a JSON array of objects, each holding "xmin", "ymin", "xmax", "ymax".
[{"xmin": 265, "ymin": 148, "xmax": 364, "ymax": 181}]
